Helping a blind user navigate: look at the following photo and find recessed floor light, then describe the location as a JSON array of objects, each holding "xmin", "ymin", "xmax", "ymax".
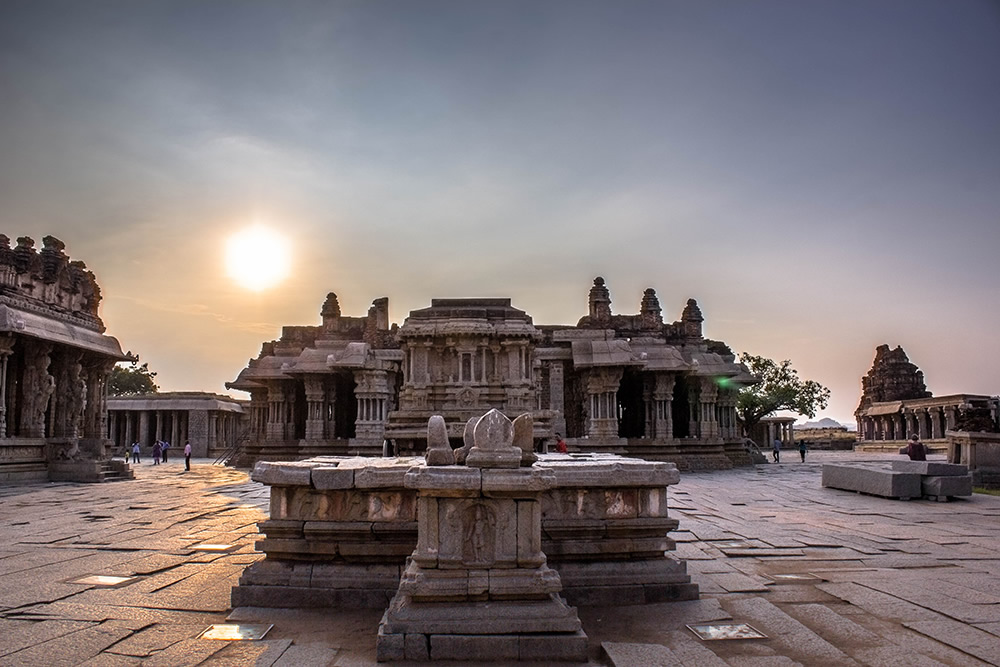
[
  {"xmin": 199, "ymin": 623, "xmax": 273, "ymax": 640},
  {"xmin": 767, "ymin": 573, "xmax": 821, "ymax": 582},
  {"xmin": 191, "ymin": 543, "xmax": 235, "ymax": 552},
  {"xmin": 68, "ymin": 575, "xmax": 137, "ymax": 587},
  {"xmin": 687, "ymin": 623, "xmax": 768, "ymax": 641}
]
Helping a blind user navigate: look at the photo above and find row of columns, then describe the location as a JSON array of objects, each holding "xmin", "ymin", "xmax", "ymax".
[
  {"xmin": 108, "ymin": 409, "xmax": 189, "ymax": 448},
  {"xmin": 0, "ymin": 335, "xmax": 112, "ymax": 441},
  {"xmin": 402, "ymin": 339, "xmax": 533, "ymax": 387},
  {"xmin": 861, "ymin": 405, "xmax": 957, "ymax": 441}
]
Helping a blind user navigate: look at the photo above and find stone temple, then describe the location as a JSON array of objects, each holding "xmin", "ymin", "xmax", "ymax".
[
  {"xmin": 0, "ymin": 236, "xmax": 129, "ymax": 483},
  {"xmin": 228, "ymin": 277, "xmax": 754, "ymax": 470}
]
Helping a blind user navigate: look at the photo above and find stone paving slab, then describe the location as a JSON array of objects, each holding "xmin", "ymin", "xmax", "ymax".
[{"xmin": 2, "ymin": 452, "xmax": 1000, "ymax": 665}]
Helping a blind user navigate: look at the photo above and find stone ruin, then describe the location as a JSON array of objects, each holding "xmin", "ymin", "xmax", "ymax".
[
  {"xmin": 855, "ymin": 344, "xmax": 931, "ymax": 414},
  {"xmin": 233, "ymin": 409, "xmax": 696, "ymax": 661}
]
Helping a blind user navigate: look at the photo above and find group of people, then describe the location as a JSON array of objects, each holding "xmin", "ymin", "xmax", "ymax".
[
  {"xmin": 772, "ymin": 437, "xmax": 808, "ymax": 463},
  {"xmin": 128, "ymin": 440, "xmax": 194, "ymax": 471}
]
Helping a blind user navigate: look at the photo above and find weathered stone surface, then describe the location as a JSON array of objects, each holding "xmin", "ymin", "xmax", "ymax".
[
  {"xmin": 252, "ymin": 461, "xmax": 314, "ymax": 486},
  {"xmin": 512, "ymin": 413, "xmax": 538, "ymax": 467},
  {"xmin": 430, "ymin": 634, "xmax": 519, "ymax": 661},
  {"xmin": 922, "ymin": 474, "xmax": 973, "ymax": 498},
  {"xmin": 310, "ymin": 465, "xmax": 354, "ymax": 490},
  {"xmin": 821, "ymin": 464, "xmax": 922, "ymax": 499},
  {"xmin": 891, "ymin": 460, "xmax": 968, "ymax": 476},
  {"xmin": 424, "ymin": 415, "xmax": 454, "ymax": 466},
  {"xmin": 602, "ymin": 641, "xmax": 682, "ymax": 667}
]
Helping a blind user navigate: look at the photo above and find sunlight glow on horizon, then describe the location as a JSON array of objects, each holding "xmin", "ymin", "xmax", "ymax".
[{"xmin": 224, "ymin": 225, "xmax": 292, "ymax": 292}]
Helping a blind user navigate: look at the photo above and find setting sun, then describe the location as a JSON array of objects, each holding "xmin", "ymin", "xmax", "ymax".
[{"xmin": 224, "ymin": 225, "xmax": 291, "ymax": 291}]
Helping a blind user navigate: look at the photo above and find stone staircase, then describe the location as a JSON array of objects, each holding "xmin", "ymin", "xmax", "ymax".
[{"xmin": 100, "ymin": 459, "xmax": 135, "ymax": 482}]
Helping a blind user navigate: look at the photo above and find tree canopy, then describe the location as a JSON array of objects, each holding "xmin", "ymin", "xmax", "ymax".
[
  {"xmin": 735, "ymin": 353, "xmax": 830, "ymax": 435},
  {"xmin": 108, "ymin": 361, "xmax": 159, "ymax": 396}
]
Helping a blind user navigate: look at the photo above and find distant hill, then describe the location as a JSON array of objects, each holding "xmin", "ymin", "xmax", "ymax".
[{"xmin": 795, "ymin": 418, "xmax": 847, "ymax": 430}]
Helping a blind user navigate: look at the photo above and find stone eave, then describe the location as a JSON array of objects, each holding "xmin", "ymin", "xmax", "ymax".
[{"xmin": 0, "ymin": 303, "xmax": 127, "ymax": 360}]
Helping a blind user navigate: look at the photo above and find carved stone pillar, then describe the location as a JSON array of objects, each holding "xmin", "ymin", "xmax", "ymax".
[
  {"xmin": 0, "ymin": 335, "xmax": 13, "ymax": 438},
  {"xmin": 138, "ymin": 410, "xmax": 150, "ymax": 446},
  {"xmin": 699, "ymin": 381, "xmax": 719, "ymax": 439},
  {"xmin": 304, "ymin": 377, "xmax": 326, "ymax": 441},
  {"xmin": 652, "ymin": 374, "xmax": 675, "ymax": 441},
  {"xmin": 265, "ymin": 381, "xmax": 286, "ymax": 441},
  {"xmin": 22, "ymin": 340, "xmax": 54, "ymax": 438},
  {"xmin": 687, "ymin": 379, "xmax": 701, "ymax": 438},
  {"xmin": 548, "ymin": 361, "xmax": 566, "ymax": 437},
  {"xmin": 583, "ymin": 367, "xmax": 623, "ymax": 439},
  {"xmin": 929, "ymin": 407, "xmax": 942, "ymax": 439},
  {"xmin": 353, "ymin": 369, "xmax": 392, "ymax": 447}
]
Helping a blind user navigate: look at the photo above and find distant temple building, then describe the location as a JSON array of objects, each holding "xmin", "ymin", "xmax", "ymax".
[
  {"xmin": 107, "ymin": 392, "xmax": 247, "ymax": 459},
  {"xmin": 0, "ymin": 235, "xmax": 129, "ymax": 483},
  {"xmin": 228, "ymin": 277, "xmax": 754, "ymax": 470},
  {"xmin": 855, "ymin": 345, "xmax": 999, "ymax": 452}
]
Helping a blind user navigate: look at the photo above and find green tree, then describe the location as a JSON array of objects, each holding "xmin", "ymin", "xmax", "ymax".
[
  {"xmin": 735, "ymin": 353, "xmax": 830, "ymax": 436},
  {"xmin": 108, "ymin": 360, "xmax": 159, "ymax": 396}
]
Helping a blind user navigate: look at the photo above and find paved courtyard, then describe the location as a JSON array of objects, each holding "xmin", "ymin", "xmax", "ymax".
[{"xmin": 1, "ymin": 452, "xmax": 998, "ymax": 666}]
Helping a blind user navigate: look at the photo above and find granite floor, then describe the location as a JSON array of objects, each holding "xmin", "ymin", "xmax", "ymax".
[{"xmin": 0, "ymin": 451, "xmax": 997, "ymax": 666}]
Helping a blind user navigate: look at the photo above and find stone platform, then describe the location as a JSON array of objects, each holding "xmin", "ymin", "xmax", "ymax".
[{"xmin": 233, "ymin": 452, "xmax": 698, "ymax": 610}]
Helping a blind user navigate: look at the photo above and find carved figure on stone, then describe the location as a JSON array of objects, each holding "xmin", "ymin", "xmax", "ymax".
[
  {"xmin": 424, "ymin": 415, "xmax": 455, "ymax": 466},
  {"xmin": 21, "ymin": 343, "xmax": 54, "ymax": 437},
  {"xmin": 461, "ymin": 502, "xmax": 496, "ymax": 566}
]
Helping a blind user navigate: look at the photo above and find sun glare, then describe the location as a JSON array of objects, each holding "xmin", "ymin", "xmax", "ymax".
[{"xmin": 224, "ymin": 225, "xmax": 291, "ymax": 291}]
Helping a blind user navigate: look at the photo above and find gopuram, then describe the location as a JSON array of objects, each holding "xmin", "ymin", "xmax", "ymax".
[
  {"xmin": 0, "ymin": 235, "xmax": 130, "ymax": 483},
  {"xmin": 855, "ymin": 344, "xmax": 999, "ymax": 453},
  {"xmin": 228, "ymin": 277, "xmax": 754, "ymax": 470}
]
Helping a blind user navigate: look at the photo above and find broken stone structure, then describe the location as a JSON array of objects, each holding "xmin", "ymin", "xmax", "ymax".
[
  {"xmin": 232, "ymin": 409, "xmax": 695, "ymax": 661},
  {"xmin": 228, "ymin": 277, "xmax": 754, "ymax": 470},
  {"xmin": 107, "ymin": 392, "xmax": 248, "ymax": 458},
  {"xmin": 0, "ymin": 235, "xmax": 130, "ymax": 483},
  {"xmin": 855, "ymin": 345, "xmax": 999, "ymax": 453}
]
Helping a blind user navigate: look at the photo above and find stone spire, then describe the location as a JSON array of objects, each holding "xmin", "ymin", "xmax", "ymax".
[
  {"xmin": 588, "ymin": 277, "xmax": 612, "ymax": 323},
  {"xmin": 681, "ymin": 298, "xmax": 703, "ymax": 340},
  {"xmin": 640, "ymin": 288, "xmax": 662, "ymax": 329}
]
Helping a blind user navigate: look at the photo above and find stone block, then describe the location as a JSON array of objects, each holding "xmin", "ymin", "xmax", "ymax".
[
  {"xmin": 404, "ymin": 633, "xmax": 429, "ymax": 661},
  {"xmin": 891, "ymin": 461, "xmax": 969, "ymax": 476},
  {"xmin": 481, "ymin": 467, "xmax": 554, "ymax": 494},
  {"xmin": 404, "ymin": 466, "xmax": 481, "ymax": 495},
  {"xmin": 375, "ymin": 626, "xmax": 405, "ymax": 662},
  {"xmin": 821, "ymin": 464, "xmax": 921, "ymax": 499},
  {"xmin": 922, "ymin": 474, "xmax": 973, "ymax": 499},
  {"xmin": 519, "ymin": 630, "xmax": 589, "ymax": 661},
  {"xmin": 430, "ymin": 634, "xmax": 519, "ymax": 661},
  {"xmin": 252, "ymin": 461, "xmax": 313, "ymax": 486},
  {"xmin": 311, "ymin": 466, "xmax": 355, "ymax": 490}
]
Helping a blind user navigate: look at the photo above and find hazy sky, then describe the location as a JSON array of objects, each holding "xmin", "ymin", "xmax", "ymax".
[{"xmin": 2, "ymin": 1, "xmax": 998, "ymax": 425}]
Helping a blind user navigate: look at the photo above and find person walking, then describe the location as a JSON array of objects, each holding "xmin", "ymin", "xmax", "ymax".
[
  {"xmin": 151, "ymin": 440, "xmax": 161, "ymax": 465},
  {"xmin": 161, "ymin": 441, "xmax": 169, "ymax": 463},
  {"xmin": 184, "ymin": 441, "xmax": 192, "ymax": 472},
  {"xmin": 799, "ymin": 440, "xmax": 807, "ymax": 463},
  {"xmin": 131, "ymin": 442, "xmax": 140, "ymax": 463},
  {"xmin": 772, "ymin": 437, "xmax": 781, "ymax": 463}
]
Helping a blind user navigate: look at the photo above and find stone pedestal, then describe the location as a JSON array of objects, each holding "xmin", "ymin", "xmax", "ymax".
[{"xmin": 376, "ymin": 410, "xmax": 587, "ymax": 662}]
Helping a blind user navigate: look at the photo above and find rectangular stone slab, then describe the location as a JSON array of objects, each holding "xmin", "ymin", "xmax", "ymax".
[
  {"xmin": 821, "ymin": 464, "xmax": 921, "ymax": 499},
  {"xmin": 891, "ymin": 461, "xmax": 969, "ymax": 476}
]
